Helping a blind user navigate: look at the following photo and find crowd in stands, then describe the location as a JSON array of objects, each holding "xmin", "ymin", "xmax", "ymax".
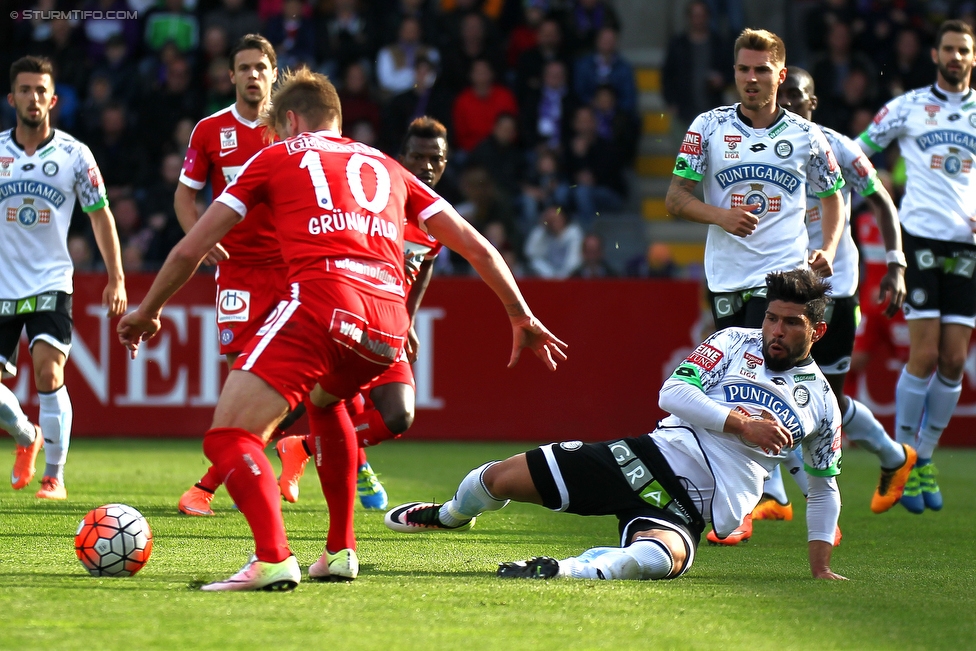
[{"xmin": 2, "ymin": 0, "xmax": 646, "ymax": 279}]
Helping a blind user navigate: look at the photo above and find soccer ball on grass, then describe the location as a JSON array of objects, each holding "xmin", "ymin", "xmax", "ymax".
[{"xmin": 75, "ymin": 504, "xmax": 153, "ymax": 577}]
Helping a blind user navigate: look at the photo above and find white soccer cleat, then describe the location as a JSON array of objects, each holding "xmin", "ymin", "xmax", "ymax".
[
  {"xmin": 200, "ymin": 554, "xmax": 301, "ymax": 592},
  {"xmin": 384, "ymin": 502, "xmax": 475, "ymax": 533},
  {"xmin": 308, "ymin": 548, "xmax": 359, "ymax": 581}
]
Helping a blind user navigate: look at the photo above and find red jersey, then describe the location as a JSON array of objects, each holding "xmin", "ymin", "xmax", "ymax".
[
  {"xmin": 403, "ymin": 216, "xmax": 443, "ymax": 287},
  {"xmin": 218, "ymin": 130, "xmax": 449, "ymax": 298},
  {"xmin": 180, "ymin": 104, "xmax": 283, "ymax": 266}
]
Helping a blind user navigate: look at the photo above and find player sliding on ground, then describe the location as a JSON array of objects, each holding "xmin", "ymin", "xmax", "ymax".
[
  {"xmin": 387, "ymin": 269, "xmax": 846, "ymax": 581},
  {"xmin": 118, "ymin": 68, "xmax": 566, "ymax": 591}
]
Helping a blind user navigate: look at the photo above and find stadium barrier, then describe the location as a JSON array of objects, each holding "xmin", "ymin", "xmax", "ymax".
[{"xmin": 4, "ymin": 274, "xmax": 972, "ymax": 446}]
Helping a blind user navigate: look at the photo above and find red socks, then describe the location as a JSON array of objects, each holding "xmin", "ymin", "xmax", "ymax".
[
  {"xmin": 203, "ymin": 427, "xmax": 290, "ymax": 563},
  {"xmin": 306, "ymin": 401, "xmax": 357, "ymax": 552},
  {"xmin": 353, "ymin": 408, "xmax": 400, "ymax": 447},
  {"xmin": 197, "ymin": 465, "xmax": 223, "ymax": 493}
]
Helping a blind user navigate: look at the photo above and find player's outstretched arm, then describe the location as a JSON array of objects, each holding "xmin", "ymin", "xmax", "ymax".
[
  {"xmin": 174, "ymin": 183, "xmax": 228, "ymax": 265},
  {"xmin": 404, "ymin": 258, "xmax": 435, "ymax": 362},
  {"xmin": 665, "ymin": 175, "xmax": 759, "ymax": 237},
  {"xmin": 808, "ymin": 190, "xmax": 843, "ymax": 277},
  {"xmin": 806, "ymin": 474, "xmax": 846, "ymax": 579},
  {"xmin": 87, "ymin": 206, "xmax": 127, "ymax": 317},
  {"xmin": 863, "ymin": 188, "xmax": 906, "ymax": 316},
  {"xmin": 117, "ymin": 202, "xmax": 242, "ymax": 357},
  {"xmin": 423, "ymin": 207, "xmax": 568, "ymax": 370}
]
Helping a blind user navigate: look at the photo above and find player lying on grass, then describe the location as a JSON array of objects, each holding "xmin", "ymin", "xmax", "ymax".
[{"xmin": 387, "ymin": 268, "xmax": 847, "ymax": 581}]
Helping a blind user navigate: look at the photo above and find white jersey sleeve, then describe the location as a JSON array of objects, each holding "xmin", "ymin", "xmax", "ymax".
[{"xmin": 72, "ymin": 143, "xmax": 108, "ymax": 213}]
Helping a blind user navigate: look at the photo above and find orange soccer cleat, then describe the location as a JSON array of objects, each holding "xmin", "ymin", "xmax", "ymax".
[
  {"xmin": 871, "ymin": 444, "xmax": 918, "ymax": 514},
  {"xmin": 178, "ymin": 485, "xmax": 215, "ymax": 516},
  {"xmin": 706, "ymin": 514, "xmax": 753, "ymax": 546},
  {"xmin": 276, "ymin": 435, "xmax": 310, "ymax": 503},
  {"xmin": 11, "ymin": 424, "xmax": 42, "ymax": 490},
  {"xmin": 35, "ymin": 476, "xmax": 66, "ymax": 500},
  {"xmin": 751, "ymin": 497, "xmax": 793, "ymax": 521}
]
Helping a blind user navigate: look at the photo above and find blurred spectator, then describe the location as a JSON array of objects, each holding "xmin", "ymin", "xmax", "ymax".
[
  {"xmin": 83, "ymin": 0, "xmax": 141, "ymax": 60},
  {"xmin": 811, "ymin": 21, "xmax": 877, "ymax": 131},
  {"xmin": 145, "ymin": 0, "xmax": 200, "ymax": 54},
  {"xmin": 626, "ymin": 242, "xmax": 679, "ymax": 279},
  {"xmin": 138, "ymin": 56, "xmax": 203, "ymax": 158},
  {"xmin": 662, "ymin": 1, "xmax": 733, "ymax": 128},
  {"xmin": 515, "ymin": 15, "xmax": 568, "ymax": 104},
  {"xmin": 803, "ymin": 0, "xmax": 860, "ymax": 56},
  {"xmin": 452, "ymin": 58, "xmax": 518, "ymax": 152},
  {"xmin": 204, "ymin": 57, "xmax": 236, "ymax": 115},
  {"xmin": 50, "ymin": 64, "xmax": 79, "ymax": 131},
  {"xmin": 703, "ymin": 0, "xmax": 744, "ymax": 36},
  {"xmin": 376, "ymin": 16, "xmax": 440, "ymax": 96},
  {"xmin": 565, "ymin": 0, "xmax": 620, "ymax": 54},
  {"xmin": 592, "ymin": 84, "xmax": 639, "ymax": 164},
  {"xmin": 456, "ymin": 164, "xmax": 518, "ymax": 247},
  {"xmin": 573, "ymin": 26, "xmax": 637, "ymax": 116},
  {"xmin": 142, "ymin": 153, "xmax": 189, "ymax": 266},
  {"xmin": 520, "ymin": 59, "xmax": 578, "ymax": 149},
  {"xmin": 203, "ymin": 0, "xmax": 263, "ymax": 45},
  {"xmin": 880, "ymin": 27, "xmax": 933, "ymax": 99},
  {"xmin": 26, "ymin": 19, "xmax": 87, "ymax": 92},
  {"xmin": 78, "ymin": 74, "xmax": 115, "ymax": 141},
  {"xmin": 572, "ymin": 233, "xmax": 616, "ymax": 278},
  {"xmin": 90, "ymin": 34, "xmax": 142, "ymax": 105},
  {"xmin": 169, "ymin": 118, "xmax": 195, "ymax": 157},
  {"xmin": 316, "ymin": 0, "xmax": 375, "ymax": 77},
  {"xmin": 483, "ymin": 219, "xmax": 526, "ymax": 277},
  {"xmin": 377, "ymin": 0, "xmax": 439, "ymax": 49},
  {"xmin": 468, "ymin": 112, "xmax": 524, "ymax": 202},
  {"xmin": 381, "ymin": 55, "xmax": 455, "ymax": 153},
  {"xmin": 122, "ymin": 242, "xmax": 146, "ymax": 273},
  {"xmin": 88, "ymin": 102, "xmax": 149, "ymax": 196},
  {"xmin": 557, "ymin": 105, "xmax": 626, "ymax": 228},
  {"xmin": 339, "ymin": 62, "xmax": 382, "ymax": 137},
  {"xmin": 68, "ymin": 234, "xmax": 96, "ymax": 273},
  {"xmin": 505, "ymin": 0, "xmax": 547, "ymax": 70},
  {"xmin": 524, "ymin": 204, "xmax": 584, "ymax": 279},
  {"xmin": 349, "ymin": 119, "xmax": 379, "ymax": 147},
  {"xmin": 441, "ymin": 12, "xmax": 504, "ymax": 93},
  {"xmin": 265, "ymin": 0, "xmax": 317, "ymax": 69},
  {"xmin": 520, "ymin": 146, "xmax": 563, "ymax": 235},
  {"xmin": 198, "ymin": 25, "xmax": 231, "ymax": 79},
  {"xmin": 112, "ymin": 196, "xmax": 152, "ymax": 253}
]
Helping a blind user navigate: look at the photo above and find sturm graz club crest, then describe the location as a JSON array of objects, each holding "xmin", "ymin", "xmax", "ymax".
[
  {"xmin": 731, "ymin": 183, "xmax": 781, "ymax": 218},
  {"xmin": 6, "ymin": 198, "xmax": 50, "ymax": 229}
]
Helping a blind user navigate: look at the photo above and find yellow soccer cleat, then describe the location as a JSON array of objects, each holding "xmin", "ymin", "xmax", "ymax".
[
  {"xmin": 751, "ymin": 497, "xmax": 793, "ymax": 520},
  {"xmin": 871, "ymin": 444, "xmax": 918, "ymax": 514}
]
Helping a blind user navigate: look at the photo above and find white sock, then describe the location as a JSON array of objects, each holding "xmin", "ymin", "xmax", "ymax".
[
  {"xmin": 0, "ymin": 382, "xmax": 37, "ymax": 447},
  {"xmin": 843, "ymin": 398, "xmax": 905, "ymax": 468},
  {"xmin": 39, "ymin": 385, "xmax": 71, "ymax": 482},
  {"xmin": 558, "ymin": 540, "xmax": 673, "ymax": 580},
  {"xmin": 917, "ymin": 372, "xmax": 962, "ymax": 459},
  {"xmin": 783, "ymin": 448, "xmax": 809, "ymax": 497},
  {"xmin": 894, "ymin": 368, "xmax": 929, "ymax": 446},
  {"xmin": 439, "ymin": 462, "xmax": 509, "ymax": 526},
  {"xmin": 762, "ymin": 464, "xmax": 789, "ymax": 504}
]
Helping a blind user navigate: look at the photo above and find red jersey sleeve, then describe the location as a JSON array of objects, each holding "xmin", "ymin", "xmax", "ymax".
[
  {"xmin": 216, "ymin": 147, "xmax": 274, "ymax": 218},
  {"xmin": 401, "ymin": 168, "xmax": 450, "ymax": 224},
  {"xmin": 179, "ymin": 120, "xmax": 212, "ymax": 190}
]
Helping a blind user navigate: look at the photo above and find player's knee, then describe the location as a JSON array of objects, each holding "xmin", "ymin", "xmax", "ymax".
[
  {"xmin": 33, "ymin": 367, "xmax": 63, "ymax": 393},
  {"xmin": 631, "ymin": 529, "xmax": 688, "ymax": 579},
  {"xmin": 937, "ymin": 352, "xmax": 966, "ymax": 380},
  {"xmin": 381, "ymin": 407, "xmax": 414, "ymax": 435}
]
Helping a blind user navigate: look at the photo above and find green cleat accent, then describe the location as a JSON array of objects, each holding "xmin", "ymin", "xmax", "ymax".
[
  {"xmin": 900, "ymin": 468, "xmax": 924, "ymax": 514},
  {"xmin": 917, "ymin": 462, "xmax": 943, "ymax": 511},
  {"xmin": 357, "ymin": 462, "xmax": 388, "ymax": 510}
]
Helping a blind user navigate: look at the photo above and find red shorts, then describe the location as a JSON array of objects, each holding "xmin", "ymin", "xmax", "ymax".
[
  {"xmin": 233, "ymin": 280, "xmax": 409, "ymax": 409},
  {"xmin": 362, "ymin": 357, "xmax": 415, "ymax": 393},
  {"xmin": 215, "ymin": 262, "xmax": 289, "ymax": 356}
]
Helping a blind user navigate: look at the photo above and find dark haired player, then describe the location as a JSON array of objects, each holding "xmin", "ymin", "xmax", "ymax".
[{"xmin": 387, "ymin": 269, "xmax": 845, "ymax": 582}]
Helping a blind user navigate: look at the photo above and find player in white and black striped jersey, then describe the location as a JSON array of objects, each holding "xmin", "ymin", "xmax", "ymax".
[
  {"xmin": 666, "ymin": 28, "xmax": 845, "ymax": 331},
  {"xmin": 857, "ymin": 19, "xmax": 976, "ymax": 513}
]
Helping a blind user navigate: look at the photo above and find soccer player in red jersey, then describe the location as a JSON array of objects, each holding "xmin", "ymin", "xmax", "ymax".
[
  {"xmin": 171, "ymin": 35, "xmax": 289, "ymax": 517},
  {"xmin": 275, "ymin": 117, "xmax": 450, "ymax": 509},
  {"xmin": 118, "ymin": 68, "xmax": 567, "ymax": 591}
]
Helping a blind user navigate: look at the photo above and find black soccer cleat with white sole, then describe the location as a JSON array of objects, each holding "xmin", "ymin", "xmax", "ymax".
[
  {"xmin": 384, "ymin": 502, "xmax": 475, "ymax": 533},
  {"xmin": 497, "ymin": 556, "xmax": 560, "ymax": 579}
]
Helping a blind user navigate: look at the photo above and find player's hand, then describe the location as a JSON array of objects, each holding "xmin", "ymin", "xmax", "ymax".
[
  {"xmin": 717, "ymin": 205, "xmax": 760, "ymax": 237},
  {"xmin": 103, "ymin": 279, "xmax": 127, "ymax": 318},
  {"xmin": 117, "ymin": 307, "xmax": 162, "ymax": 359},
  {"xmin": 878, "ymin": 266, "xmax": 906, "ymax": 317},
  {"xmin": 734, "ymin": 416, "xmax": 792, "ymax": 455},
  {"xmin": 405, "ymin": 325, "xmax": 420, "ymax": 364},
  {"xmin": 808, "ymin": 249, "xmax": 835, "ymax": 277},
  {"xmin": 508, "ymin": 315, "xmax": 568, "ymax": 371},
  {"xmin": 202, "ymin": 243, "xmax": 229, "ymax": 266}
]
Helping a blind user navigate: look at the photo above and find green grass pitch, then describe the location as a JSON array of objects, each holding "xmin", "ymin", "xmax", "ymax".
[{"xmin": 0, "ymin": 439, "xmax": 973, "ymax": 651}]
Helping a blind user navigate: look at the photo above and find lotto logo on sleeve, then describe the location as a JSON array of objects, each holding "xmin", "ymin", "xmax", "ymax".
[
  {"xmin": 87, "ymin": 167, "xmax": 103, "ymax": 188},
  {"xmin": 329, "ymin": 309, "xmax": 404, "ymax": 365},
  {"xmin": 686, "ymin": 343, "xmax": 723, "ymax": 370},
  {"xmin": 680, "ymin": 132, "xmax": 702, "ymax": 155},
  {"xmin": 217, "ymin": 289, "xmax": 251, "ymax": 323}
]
